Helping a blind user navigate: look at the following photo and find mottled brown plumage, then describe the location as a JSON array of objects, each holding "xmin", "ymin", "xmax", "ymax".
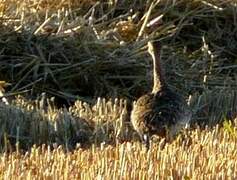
[{"xmin": 131, "ymin": 41, "xmax": 191, "ymax": 147}]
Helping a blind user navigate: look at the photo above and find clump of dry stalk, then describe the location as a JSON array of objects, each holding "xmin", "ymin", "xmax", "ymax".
[
  {"xmin": 0, "ymin": 0, "xmax": 236, "ymax": 101},
  {"xmin": 0, "ymin": 94, "xmax": 132, "ymax": 151}
]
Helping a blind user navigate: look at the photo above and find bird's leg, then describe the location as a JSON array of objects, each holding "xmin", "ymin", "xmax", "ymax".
[{"xmin": 143, "ymin": 134, "xmax": 150, "ymax": 149}]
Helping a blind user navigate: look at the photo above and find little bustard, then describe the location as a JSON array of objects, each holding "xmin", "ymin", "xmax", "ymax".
[{"xmin": 131, "ymin": 41, "xmax": 191, "ymax": 147}]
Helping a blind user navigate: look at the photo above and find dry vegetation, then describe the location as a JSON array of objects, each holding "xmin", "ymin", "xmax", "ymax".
[
  {"xmin": 0, "ymin": 0, "xmax": 237, "ymax": 179},
  {"xmin": 1, "ymin": 123, "xmax": 237, "ymax": 179}
]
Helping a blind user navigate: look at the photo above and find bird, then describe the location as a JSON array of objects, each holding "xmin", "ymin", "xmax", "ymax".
[{"xmin": 131, "ymin": 40, "xmax": 191, "ymax": 148}]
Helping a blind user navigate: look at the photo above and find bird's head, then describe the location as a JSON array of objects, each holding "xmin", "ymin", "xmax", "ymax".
[{"xmin": 147, "ymin": 40, "xmax": 161, "ymax": 56}]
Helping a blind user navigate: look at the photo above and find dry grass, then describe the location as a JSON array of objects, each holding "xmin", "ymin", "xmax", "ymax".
[
  {"xmin": 0, "ymin": 95, "xmax": 237, "ymax": 179},
  {"xmin": 0, "ymin": 0, "xmax": 236, "ymax": 123},
  {"xmin": 1, "ymin": 123, "xmax": 237, "ymax": 179},
  {"xmin": 0, "ymin": 0, "xmax": 237, "ymax": 179}
]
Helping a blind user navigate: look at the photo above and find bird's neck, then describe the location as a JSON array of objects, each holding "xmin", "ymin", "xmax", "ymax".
[{"xmin": 151, "ymin": 50, "xmax": 166, "ymax": 93}]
